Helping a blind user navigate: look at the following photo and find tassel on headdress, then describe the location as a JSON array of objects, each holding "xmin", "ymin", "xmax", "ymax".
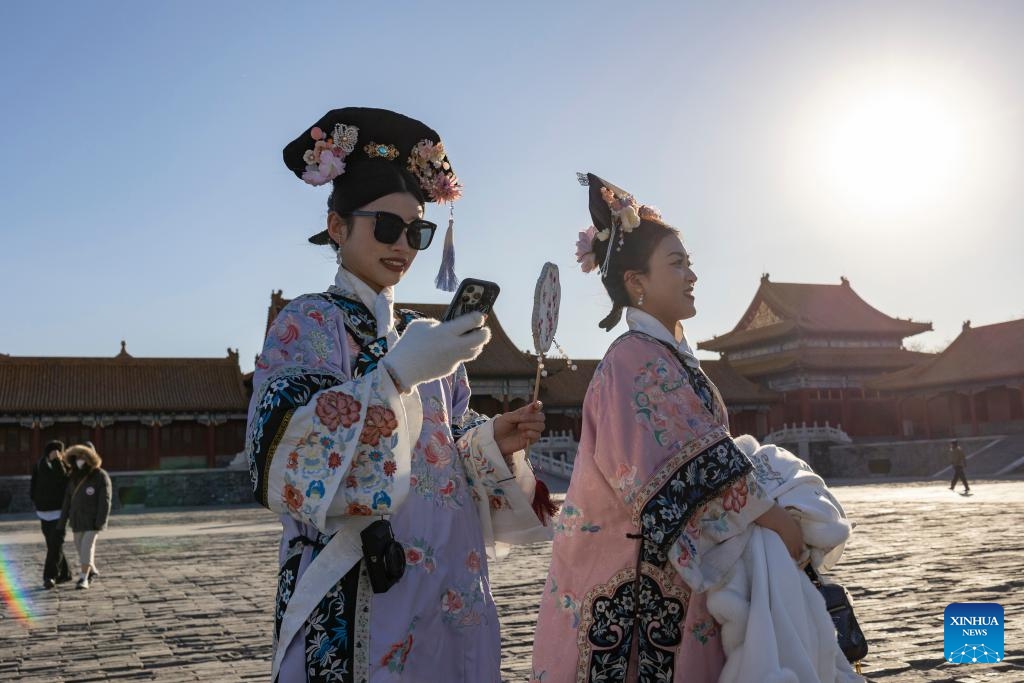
[{"xmin": 434, "ymin": 205, "xmax": 458, "ymax": 292}]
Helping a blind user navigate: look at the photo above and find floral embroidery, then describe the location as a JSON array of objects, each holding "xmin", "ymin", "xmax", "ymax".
[
  {"xmin": 316, "ymin": 391, "xmax": 362, "ymax": 431},
  {"xmin": 557, "ymin": 592, "xmax": 581, "ymax": 629},
  {"xmin": 342, "ymin": 427, "xmax": 402, "ymax": 514},
  {"xmin": 327, "ymin": 451, "xmax": 341, "ymax": 469},
  {"xmin": 440, "ymin": 578, "xmax": 486, "ymax": 628},
  {"xmin": 278, "ymin": 316, "xmax": 300, "ymax": 344},
  {"xmin": 611, "ymin": 463, "xmax": 642, "ymax": 505},
  {"xmin": 577, "ymin": 568, "xmax": 689, "ymax": 683},
  {"xmin": 404, "ymin": 539, "xmax": 437, "ymax": 573},
  {"xmin": 360, "ymin": 405, "xmax": 398, "ymax": 446},
  {"xmin": 720, "ymin": 476, "xmax": 748, "ymax": 513},
  {"xmin": 423, "ymin": 432, "xmax": 453, "ymax": 469},
  {"xmin": 345, "ymin": 502, "xmax": 372, "ymax": 516},
  {"xmin": 638, "ymin": 438, "xmax": 753, "ymax": 567},
  {"xmin": 304, "ymin": 581, "xmax": 351, "ymax": 678},
  {"xmin": 455, "ymin": 433, "xmax": 511, "ymax": 512},
  {"xmin": 411, "ymin": 425, "xmax": 466, "ymax": 509},
  {"xmin": 632, "ymin": 357, "xmax": 698, "ymax": 450},
  {"xmin": 286, "ymin": 451, "xmax": 299, "ymax": 470},
  {"xmin": 691, "ymin": 618, "xmax": 719, "ymax": 645},
  {"xmin": 553, "ymin": 504, "xmax": 601, "ymax": 536},
  {"xmin": 283, "ymin": 484, "xmax": 304, "ymax": 511},
  {"xmin": 380, "ymin": 617, "xmax": 418, "ymax": 673},
  {"xmin": 465, "ymin": 549, "xmax": 481, "ymax": 573},
  {"xmin": 306, "ymin": 329, "xmax": 333, "ymax": 361}
]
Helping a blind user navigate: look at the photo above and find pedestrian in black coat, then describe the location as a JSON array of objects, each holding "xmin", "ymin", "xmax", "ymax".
[{"xmin": 29, "ymin": 440, "xmax": 73, "ymax": 588}]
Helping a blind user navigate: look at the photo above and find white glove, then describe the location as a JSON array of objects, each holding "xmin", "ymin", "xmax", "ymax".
[{"xmin": 382, "ymin": 312, "xmax": 491, "ymax": 391}]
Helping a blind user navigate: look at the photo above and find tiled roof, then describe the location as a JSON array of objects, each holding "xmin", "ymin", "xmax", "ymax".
[
  {"xmin": 869, "ymin": 319, "xmax": 1024, "ymax": 391},
  {"xmin": 0, "ymin": 345, "xmax": 248, "ymax": 414},
  {"xmin": 701, "ymin": 360, "xmax": 781, "ymax": 403},
  {"xmin": 727, "ymin": 347, "xmax": 933, "ymax": 379},
  {"xmin": 699, "ymin": 276, "xmax": 931, "ymax": 352}
]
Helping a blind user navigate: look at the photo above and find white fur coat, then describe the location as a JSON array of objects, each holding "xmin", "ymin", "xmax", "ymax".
[{"xmin": 705, "ymin": 436, "xmax": 865, "ymax": 683}]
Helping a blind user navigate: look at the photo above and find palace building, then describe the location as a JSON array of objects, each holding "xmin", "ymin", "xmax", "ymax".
[
  {"xmin": 698, "ymin": 275, "xmax": 935, "ymax": 437},
  {"xmin": 867, "ymin": 318, "xmax": 1024, "ymax": 438},
  {"xmin": 0, "ymin": 343, "xmax": 249, "ymax": 476}
]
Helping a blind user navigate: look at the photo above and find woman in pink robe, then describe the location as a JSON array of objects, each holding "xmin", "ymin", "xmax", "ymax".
[{"xmin": 531, "ymin": 173, "xmax": 804, "ymax": 683}]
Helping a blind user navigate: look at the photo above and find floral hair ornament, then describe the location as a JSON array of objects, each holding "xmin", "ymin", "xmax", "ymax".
[
  {"xmin": 283, "ymin": 108, "xmax": 466, "ymax": 291},
  {"xmin": 407, "ymin": 138, "xmax": 463, "ymax": 290},
  {"xmin": 301, "ymin": 123, "xmax": 359, "ymax": 186}
]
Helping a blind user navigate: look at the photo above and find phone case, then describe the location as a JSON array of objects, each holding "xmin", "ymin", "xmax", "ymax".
[{"xmin": 443, "ymin": 279, "xmax": 501, "ymax": 321}]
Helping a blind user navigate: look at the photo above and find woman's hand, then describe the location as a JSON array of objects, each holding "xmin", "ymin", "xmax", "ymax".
[
  {"xmin": 492, "ymin": 402, "xmax": 546, "ymax": 458},
  {"xmin": 755, "ymin": 504, "xmax": 805, "ymax": 561}
]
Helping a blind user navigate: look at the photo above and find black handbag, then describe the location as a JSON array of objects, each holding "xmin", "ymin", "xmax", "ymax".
[{"xmin": 805, "ymin": 564, "xmax": 869, "ymax": 664}]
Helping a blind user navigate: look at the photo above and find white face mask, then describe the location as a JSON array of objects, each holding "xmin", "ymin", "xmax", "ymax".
[{"xmin": 76, "ymin": 459, "xmax": 86, "ymax": 469}]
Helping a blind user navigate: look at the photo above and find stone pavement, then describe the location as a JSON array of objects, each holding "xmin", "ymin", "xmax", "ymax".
[{"xmin": 1, "ymin": 480, "xmax": 1022, "ymax": 682}]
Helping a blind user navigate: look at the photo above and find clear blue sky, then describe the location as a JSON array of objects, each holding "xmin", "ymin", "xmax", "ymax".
[{"xmin": 2, "ymin": 1, "xmax": 1023, "ymax": 371}]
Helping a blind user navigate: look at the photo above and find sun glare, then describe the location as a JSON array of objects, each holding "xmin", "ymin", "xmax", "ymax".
[{"xmin": 820, "ymin": 85, "xmax": 965, "ymax": 214}]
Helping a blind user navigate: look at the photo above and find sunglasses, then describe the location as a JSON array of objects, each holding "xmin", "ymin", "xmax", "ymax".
[{"xmin": 342, "ymin": 211, "xmax": 438, "ymax": 251}]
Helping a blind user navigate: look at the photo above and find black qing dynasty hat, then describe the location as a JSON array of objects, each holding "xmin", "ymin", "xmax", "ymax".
[{"xmin": 283, "ymin": 107, "xmax": 463, "ymax": 289}]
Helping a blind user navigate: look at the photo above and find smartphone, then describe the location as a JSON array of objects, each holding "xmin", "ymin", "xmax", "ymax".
[{"xmin": 442, "ymin": 278, "xmax": 501, "ymax": 322}]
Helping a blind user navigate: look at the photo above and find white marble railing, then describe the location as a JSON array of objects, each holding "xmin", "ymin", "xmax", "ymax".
[
  {"xmin": 763, "ymin": 421, "xmax": 852, "ymax": 445},
  {"xmin": 528, "ymin": 431, "xmax": 578, "ymax": 479}
]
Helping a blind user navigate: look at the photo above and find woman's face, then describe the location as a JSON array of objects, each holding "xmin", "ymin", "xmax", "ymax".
[
  {"xmin": 328, "ymin": 192, "xmax": 423, "ymax": 292},
  {"xmin": 632, "ymin": 234, "xmax": 698, "ymax": 327}
]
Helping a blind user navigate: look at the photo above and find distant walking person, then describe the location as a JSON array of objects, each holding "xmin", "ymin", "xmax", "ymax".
[
  {"xmin": 29, "ymin": 440, "xmax": 73, "ymax": 589},
  {"xmin": 949, "ymin": 439, "xmax": 970, "ymax": 493},
  {"xmin": 60, "ymin": 444, "xmax": 112, "ymax": 589}
]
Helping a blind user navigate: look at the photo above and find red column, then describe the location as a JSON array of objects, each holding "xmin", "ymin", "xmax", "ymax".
[
  {"xmin": 800, "ymin": 389, "xmax": 811, "ymax": 425},
  {"xmin": 206, "ymin": 424, "xmax": 216, "ymax": 468},
  {"xmin": 895, "ymin": 398, "xmax": 905, "ymax": 439},
  {"xmin": 969, "ymin": 391, "xmax": 979, "ymax": 436},
  {"xmin": 946, "ymin": 393, "xmax": 957, "ymax": 438},
  {"xmin": 30, "ymin": 426, "xmax": 41, "ymax": 467},
  {"xmin": 150, "ymin": 425, "xmax": 160, "ymax": 469},
  {"xmin": 840, "ymin": 389, "xmax": 852, "ymax": 433},
  {"xmin": 924, "ymin": 396, "xmax": 933, "ymax": 439}
]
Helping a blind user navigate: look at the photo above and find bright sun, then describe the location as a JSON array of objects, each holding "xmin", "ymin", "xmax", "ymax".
[{"xmin": 813, "ymin": 83, "xmax": 967, "ymax": 216}]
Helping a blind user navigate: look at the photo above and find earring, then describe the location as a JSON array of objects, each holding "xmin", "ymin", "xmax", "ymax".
[{"xmin": 637, "ymin": 292, "xmax": 645, "ymax": 307}]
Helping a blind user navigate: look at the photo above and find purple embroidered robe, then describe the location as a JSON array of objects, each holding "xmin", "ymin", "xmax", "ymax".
[{"xmin": 247, "ymin": 283, "xmax": 548, "ymax": 683}]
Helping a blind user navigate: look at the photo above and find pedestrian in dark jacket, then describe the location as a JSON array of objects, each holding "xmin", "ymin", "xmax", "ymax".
[
  {"xmin": 949, "ymin": 439, "xmax": 970, "ymax": 493},
  {"xmin": 29, "ymin": 440, "xmax": 73, "ymax": 588},
  {"xmin": 60, "ymin": 444, "xmax": 112, "ymax": 590}
]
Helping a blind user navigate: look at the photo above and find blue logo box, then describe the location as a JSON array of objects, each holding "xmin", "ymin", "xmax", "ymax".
[{"xmin": 945, "ymin": 603, "xmax": 1004, "ymax": 664}]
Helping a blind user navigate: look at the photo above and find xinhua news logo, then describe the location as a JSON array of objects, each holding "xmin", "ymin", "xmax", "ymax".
[{"xmin": 944, "ymin": 603, "xmax": 1004, "ymax": 664}]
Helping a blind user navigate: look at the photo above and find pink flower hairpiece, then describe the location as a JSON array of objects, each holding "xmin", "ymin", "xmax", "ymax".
[
  {"xmin": 575, "ymin": 226, "xmax": 599, "ymax": 273},
  {"xmin": 408, "ymin": 139, "xmax": 463, "ymax": 203},
  {"xmin": 301, "ymin": 123, "xmax": 359, "ymax": 186}
]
